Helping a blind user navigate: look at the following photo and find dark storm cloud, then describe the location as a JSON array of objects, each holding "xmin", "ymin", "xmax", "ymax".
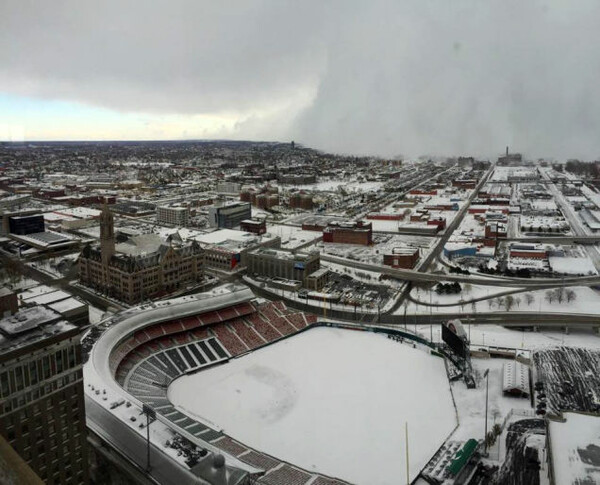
[{"xmin": 2, "ymin": 0, "xmax": 600, "ymax": 159}]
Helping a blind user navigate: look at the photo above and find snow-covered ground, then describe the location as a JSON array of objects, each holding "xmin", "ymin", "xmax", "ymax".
[
  {"xmin": 399, "ymin": 286, "xmax": 600, "ymax": 315},
  {"xmin": 408, "ymin": 323, "xmax": 600, "ymax": 351},
  {"xmin": 168, "ymin": 326, "xmax": 456, "ymax": 485},
  {"xmin": 287, "ymin": 180, "xmax": 385, "ymax": 192},
  {"xmin": 450, "ymin": 358, "xmax": 531, "ymax": 442},
  {"xmin": 548, "ymin": 412, "xmax": 600, "ymax": 485},
  {"xmin": 89, "ymin": 305, "xmax": 110, "ymax": 325},
  {"xmin": 410, "ymin": 284, "xmax": 521, "ymax": 305}
]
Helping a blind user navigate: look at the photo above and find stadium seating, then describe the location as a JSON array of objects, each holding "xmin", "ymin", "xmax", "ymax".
[
  {"xmin": 247, "ymin": 313, "xmax": 282, "ymax": 341},
  {"xmin": 103, "ymin": 298, "xmax": 346, "ymax": 485},
  {"xmin": 259, "ymin": 464, "xmax": 313, "ymax": 485},
  {"xmin": 210, "ymin": 324, "xmax": 249, "ymax": 356},
  {"xmin": 230, "ymin": 319, "xmax": 267, "ymax": 348}
]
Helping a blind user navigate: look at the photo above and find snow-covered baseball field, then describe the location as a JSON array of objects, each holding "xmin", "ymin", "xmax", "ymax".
[{"xmin": 168, "ymin": 326, "xmax": 456, "ymax": 485}]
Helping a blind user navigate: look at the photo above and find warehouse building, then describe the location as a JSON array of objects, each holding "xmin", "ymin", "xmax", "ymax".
[{"xmin": 322, "ymin": 221, "xmax": 373, "ymax": 246}]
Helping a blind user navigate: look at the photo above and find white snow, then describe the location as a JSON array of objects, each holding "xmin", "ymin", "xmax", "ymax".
[
  {"xmin": 401, "ymin": 286, "xmax": 600, "ymax": 316},
  {"xmin": 549, "ymin": 412, "xmax": 600, "ymax": 485},
  {"xmin": 168, "ymin": 326, "xmax": 456, "ymax": 485}
]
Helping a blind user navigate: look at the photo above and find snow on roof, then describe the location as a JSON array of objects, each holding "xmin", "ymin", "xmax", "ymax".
[
  {"xmin": 549, "ymin": 412, "xmax": 600, "ymax": 485},
  {"xmin": 51, "ymin": 207, "xmax": 102, "ymax": 219},
  {"xmin": 502, "ymin": 360, "xmax": 530, "ymax": 395},
  {"xmin": 22, "ymin": 290, "xmax": 71, "ymax": 306},
  {"xmin": 193, "ymin": 228, "xmax": 275, "ymax": 245},
  {"xmin": 116, "ymin": 233, "xmax": 163, "ymax": 256},
  {"xmin": 19, "ymin": 284, "xmax": 56, "ymax": 300},
  {"xmin": 48, "ymin": 297, "xmax": 86, "ymax": 314}
]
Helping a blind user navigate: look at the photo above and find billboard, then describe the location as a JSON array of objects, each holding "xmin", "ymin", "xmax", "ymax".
[{"xmin": 442, "ymin": 319, "xmax": 468, "ymax": 359}]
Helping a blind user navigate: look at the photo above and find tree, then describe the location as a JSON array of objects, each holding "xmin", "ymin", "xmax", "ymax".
[
  {"xmin": 487, "ymin": 298, "xmax": 494, "ymax": 310},
  {"xmin": 545, "ymin": 290, "xmax": 554, "ymax": 305},
  {"xmin": 515, "ymin": 296, "xmax": 522, "ymax": 308},
  {"xmin": 565, "ymin": 289, "xmax": 577, "ymax": 304},
  {"xmin": 555, "ymin": 287, "xmax": 566, "ymax": 304},
  {"xmin": 525, "ymin": 293, "xmax": 535, "ymax": 306},
  {"xmin": 505, "ymin": 295, "xmax": 515, "ymax": 312}
]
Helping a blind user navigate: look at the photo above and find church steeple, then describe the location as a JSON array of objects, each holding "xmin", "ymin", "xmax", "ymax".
[{"xmin": 100, "ymin": 203, "xmax": 115, "ymax": 266}]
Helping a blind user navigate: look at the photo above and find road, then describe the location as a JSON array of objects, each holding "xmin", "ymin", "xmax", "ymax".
[
  {"xmin": 420, "ymin": 163, "xmax": 496, "ymax": 272},
  {"xmin": 246, "ymin": 276, "xmax": 600, "ymax": 330},
  {"xmin": 319, "ymin": 253, "xmax": 600, "ymax": 288},
  {"xmin": 538, "ymin": 165, "xmax": 600, "ymax": 271}
]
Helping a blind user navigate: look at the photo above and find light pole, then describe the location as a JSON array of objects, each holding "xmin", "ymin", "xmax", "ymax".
[
  {"xmin": 429, "ymin": 289, "xmax": 433, "ymax": 343},
  {"xmin": 483, "ymin": 369, "xmax": 490, "ymax": 457}
]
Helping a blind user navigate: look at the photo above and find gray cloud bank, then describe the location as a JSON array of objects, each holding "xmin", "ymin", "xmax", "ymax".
[{"xmin": 2, "ymin": 0, "xmax": 600, "ymax": 159}]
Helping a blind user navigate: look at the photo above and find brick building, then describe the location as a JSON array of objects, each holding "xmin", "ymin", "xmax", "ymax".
[
  {"xmin": 240, "ymin": 219, "xmax": 266, "ymax": 235},
  {"xmin": 383, "ymin": 248, "xmax": 420, "ymax": 269},
  {"xmin": 0, "ymin": 288, "xmax": 18, "ymax": 317},
  {"xmin": 79, "ymin": 205, "xmax": 204, "ymax": 304},
  {"xmin": 322, "ymin": 221, "xmax": 373, "ymax": 246}
]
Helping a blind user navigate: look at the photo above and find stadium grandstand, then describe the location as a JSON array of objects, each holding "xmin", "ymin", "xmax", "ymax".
[{"xmin": 83, "ymin": 284, "xmax": 356, "ymax": 485}]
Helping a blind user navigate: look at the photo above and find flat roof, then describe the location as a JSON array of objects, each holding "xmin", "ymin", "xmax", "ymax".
[
  {"xmin": 194, "ymin": 228, "xmax": 273, "ymax": 245},
  {"xmin": 0, "ymin": 306, "xmax": 75, "ymax": 357},
  {"xmin": 22, "ymin": 290, "xmax": 71, "ymax": 306}
]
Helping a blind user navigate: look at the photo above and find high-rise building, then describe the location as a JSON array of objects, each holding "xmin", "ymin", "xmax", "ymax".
[
  {"xmin": 8, "ymin": 214, "xmax": 45, "ymax": 235},
  {"xmin": 0, "ymin": 306, "xmax": 89, "ymax": 484}
]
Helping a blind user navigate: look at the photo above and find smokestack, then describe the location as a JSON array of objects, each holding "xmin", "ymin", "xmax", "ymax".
[{"xmin": 506, "ymin": 146, "xmax": 509, "ymax": 156}]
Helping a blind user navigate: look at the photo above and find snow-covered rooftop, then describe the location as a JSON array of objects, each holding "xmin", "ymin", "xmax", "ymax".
[{"xmin": 549, "ymin": 412, "xmax": 600, "ymax": 485}]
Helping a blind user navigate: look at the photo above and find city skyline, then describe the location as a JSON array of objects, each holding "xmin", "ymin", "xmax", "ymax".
[{"xmin": 3, "ymin": 1, "xmax": 600, "ymax": 159}]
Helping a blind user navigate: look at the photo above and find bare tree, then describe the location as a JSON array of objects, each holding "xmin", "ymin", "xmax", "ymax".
[
  {"xmin": 504, "ymin": 295, "xmax": 515, "ymax": 312},
  {"xmin": 515, "ymin": 296, "xmax": 522, "ymax": 308},
  {"xmin": 565, "ymin": 289, "xmax": 577, "ymax": 304},
  {"xmin": 555, "ymin": 287, "xmax": 566, "ymax": 304},
  {"xmin": 545, "ymin": 290, "xmax": 554, "ymax": 305},
  {"xmin": 525, "ymin": 293, "xmax": 535, "ymax": 306}
]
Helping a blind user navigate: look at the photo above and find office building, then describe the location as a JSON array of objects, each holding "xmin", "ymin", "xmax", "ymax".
[
  {"xmin": 247, "ymin": 248, "xmax": 320, "ymax": 286},
  {"xmin": 8, "ymin": 215, "xmax": 45, "ymax": 235},
  {"xmin": 208, "ymin": 202, "xmax": 251, "ymax": 229},
  {"xmin": 157, "ymin": 205, "xmax": 189, "ymax": 227},
  {"xmin": 0, "ymin": 306, "xmax": 89, "ymax": 484}
]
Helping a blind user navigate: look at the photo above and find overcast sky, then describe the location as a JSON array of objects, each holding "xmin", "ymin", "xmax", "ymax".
[{"xmin": 1, "ymin": 0, "xmax": 600, "ymax": 160}]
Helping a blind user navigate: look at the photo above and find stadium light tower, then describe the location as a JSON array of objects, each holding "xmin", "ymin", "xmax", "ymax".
[
  {"xmin": 142, "ymin": 404, "xmax": 157, "ymax": 471},
  {"xmin": 483, "ymin": 369, "xmax": 490, "ymax": 457}
]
